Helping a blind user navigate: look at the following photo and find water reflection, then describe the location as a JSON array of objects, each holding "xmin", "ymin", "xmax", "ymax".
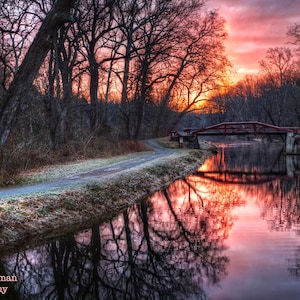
[
  {"xmin": 1, "ymin": 141, "xmax": 300, "ymax": 299},
  {"xmin": 2, "ymin": 174, "xmax": 237, "ymax": 299}
]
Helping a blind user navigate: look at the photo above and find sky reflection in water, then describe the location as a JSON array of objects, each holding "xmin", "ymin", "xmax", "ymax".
[{"xmin": 1, "ymin": 141, "xmax": 300, "ymax": 299}]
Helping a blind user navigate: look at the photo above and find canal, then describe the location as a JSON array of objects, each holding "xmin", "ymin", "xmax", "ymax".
[{"xmin": 1, "ymin": 140, "xmax": 300, "ymax": 299}]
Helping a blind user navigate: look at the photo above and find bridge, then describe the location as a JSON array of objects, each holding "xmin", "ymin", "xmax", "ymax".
[
  {"xmin": 170, "ymin": 121, "xmax": 300, "ymax": 154},
  {"xmin": 185, "ymin": 121, "xmax": 300, "ymax": 136}
]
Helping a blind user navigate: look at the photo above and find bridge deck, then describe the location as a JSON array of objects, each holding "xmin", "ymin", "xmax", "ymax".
[
  {"xmin": 195, "ymin": 131, "xmax": 288, "ymax": 136},
  {"xmin": 187, "ymin": 121, "xmax": 300, "ymax": 136}
]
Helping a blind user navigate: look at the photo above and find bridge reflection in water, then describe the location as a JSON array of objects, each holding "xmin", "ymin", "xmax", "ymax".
[
  {"xmin": 197, "ymin": 141, "xmax": 299, "ymax": 184},
  {"xmin": 1, "ymin": 141, "xmax": 300, "ymax": 299}
]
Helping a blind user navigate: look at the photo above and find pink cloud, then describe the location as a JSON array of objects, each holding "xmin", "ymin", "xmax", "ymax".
[{"xmin": 206, "ymin": 0, "xmax": 300, "ymax": 81}]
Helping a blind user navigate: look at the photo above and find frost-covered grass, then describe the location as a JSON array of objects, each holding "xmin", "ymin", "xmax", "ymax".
[
  {"xmin": 17, "ymin": 137, "xmax": 184, "ymax": 185},
  {"xmin": 19, "ymin": 151, "xmax": 150, "ymax": 185},
  {"xmin": 0, "ymin": 149, "xmax": 213, "ymax": 255}
]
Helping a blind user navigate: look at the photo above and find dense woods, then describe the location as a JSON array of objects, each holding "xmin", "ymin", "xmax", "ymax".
[
  {"xmin": 0, "ymin": 0, "xmax": 230, "ymax": 180},
  {"xmin": 0, "ymin": 0, "xmax": 300, "ymax": 181}
]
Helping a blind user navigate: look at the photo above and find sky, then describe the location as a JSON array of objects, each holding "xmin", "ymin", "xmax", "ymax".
[{"xmin": 207, "ymin": 0, "xmax": 300, "ymax": 82}]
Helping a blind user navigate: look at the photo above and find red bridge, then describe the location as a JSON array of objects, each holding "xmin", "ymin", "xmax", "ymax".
[{"xmin": 185, "ymin": 121, "xmax": 300, "ymax": 136}]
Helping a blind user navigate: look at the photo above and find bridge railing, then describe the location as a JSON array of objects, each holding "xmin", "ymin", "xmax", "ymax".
[{"xmin": 185, "ymin": 121, "xmax": 300, "ymax": 136}]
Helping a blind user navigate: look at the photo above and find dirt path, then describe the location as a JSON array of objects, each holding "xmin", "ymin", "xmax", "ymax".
[
  {"xmin": 0, "ymin": 139, "xmax": 216, "ymax": 254},
  {"xmin": 0, "ymin": 139, "xmax": 183, "ymax": 199}
]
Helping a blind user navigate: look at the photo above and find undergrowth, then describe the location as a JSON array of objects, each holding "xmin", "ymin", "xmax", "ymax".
[{"xmin": 0, "ymin": 135, "xmax": 146, "ymax": 187}]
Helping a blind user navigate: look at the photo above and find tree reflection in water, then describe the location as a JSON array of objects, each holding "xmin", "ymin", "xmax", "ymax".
[
  {"xmin": 4, "ymin": 142, "xmax": 299, "ymax": 298},
  {"xmin": 2, "ymin": 175, "xmax": 241, "ymax": 299}
]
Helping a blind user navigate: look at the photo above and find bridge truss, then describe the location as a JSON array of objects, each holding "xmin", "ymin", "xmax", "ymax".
[{"xmin": 187, "ymin": 121, "xmax": 300, "ymax": 136}]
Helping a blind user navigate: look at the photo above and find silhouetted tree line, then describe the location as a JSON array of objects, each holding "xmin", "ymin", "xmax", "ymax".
[
  {"xmin": 150, "ymin": 27, "xmax": 300, "ymax": 131},
  {"xmin": 0, "ymin": 0, "xmax": 229, "ymax": 154},
  {"xmin": 206, "ymin": 41, "xmax": 300, "ymax": 127}
]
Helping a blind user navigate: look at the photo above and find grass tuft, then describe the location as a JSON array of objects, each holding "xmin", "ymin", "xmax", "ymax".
[{"xmin": 0, "ymin": 135, "xmax": 147, "ymax": 186}]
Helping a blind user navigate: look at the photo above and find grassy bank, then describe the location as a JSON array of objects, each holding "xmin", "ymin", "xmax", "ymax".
[{"xmin": 0, "ymin": 148, "xmax": 214, "ymax": 255}]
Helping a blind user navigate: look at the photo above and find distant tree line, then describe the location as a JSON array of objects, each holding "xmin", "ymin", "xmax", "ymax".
[
  {"xmin": 202, "ymin": 26, "xmax": 300, "ymax": 128},
  {"xmin": 0, "ymin": 0, "xmax": 229, "ymax": 154}
]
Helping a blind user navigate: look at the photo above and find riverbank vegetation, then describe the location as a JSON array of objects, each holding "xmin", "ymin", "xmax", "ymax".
[
  {"xmin": 0, "ymin": 136, "xmax": 146, "ymax": 186},
  {"xmin": 0, "ymin": 148, "xmax": 213, "ymax": 255}
]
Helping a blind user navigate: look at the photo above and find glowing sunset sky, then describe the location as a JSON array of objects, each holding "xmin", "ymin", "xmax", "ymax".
[{"xmin": 207, "ymin": 0, "xmax": 300, "ymax": 81}]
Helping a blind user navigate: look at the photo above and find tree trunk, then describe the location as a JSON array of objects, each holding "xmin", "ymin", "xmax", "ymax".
[
  {"xmin": 0, "ymin": 0, "xmax": 76, "ymax": 147},
  {"xmin": 133, "ymin": 60, "xmax": 149, "ymax": 139},
  {"xmin": 119, "ymin": 35, "xmax": 132, "ymax": 139},
  {"xmin": 89, "ymin": 53, "xmax": 100, "ymax": 131},
  {"xmin": 153, "ymin": 57, "xmax": 187, "ymax": 137}
]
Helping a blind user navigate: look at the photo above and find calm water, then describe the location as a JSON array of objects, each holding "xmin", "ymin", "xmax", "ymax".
[{"xmin": 1, "ymin": 141, "xmax": 300, "ymax": 299}]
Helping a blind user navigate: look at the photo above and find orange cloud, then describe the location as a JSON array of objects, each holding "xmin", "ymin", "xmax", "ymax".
[{"xmin": 207, "ymin": 0, "xmax": 300, "ymax": 81}]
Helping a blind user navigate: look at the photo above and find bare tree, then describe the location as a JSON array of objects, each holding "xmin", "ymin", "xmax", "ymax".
[
  {"xmin": 259, "ymin": 47, "xmax": 296, "ymax": 125},
  {"xmin": 109, "ymin": 0, "xmax": 230, "ymax": 139},
  {"xmin": 0, "ymin": 0, "xmax": 40, "ymax": 90},
  {"xmin": 153, "ymin": 9, "xmax": 229, "ymax": 136},
  {"xmin": 287, "ymin": 23, "xmax": 300, "ymax": 49},
  {"xmin": 0, "ymin": 0, "xmax": 76, "ymax": 148},
  {"xmin": 76, "ymin": 0, "xmax": 116, "ymax": 131}
]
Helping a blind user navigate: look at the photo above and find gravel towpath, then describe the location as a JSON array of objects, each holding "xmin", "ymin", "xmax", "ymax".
[{"xmin": 0, "ymin": 139, "xmax": 182, "ymax": 199}]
